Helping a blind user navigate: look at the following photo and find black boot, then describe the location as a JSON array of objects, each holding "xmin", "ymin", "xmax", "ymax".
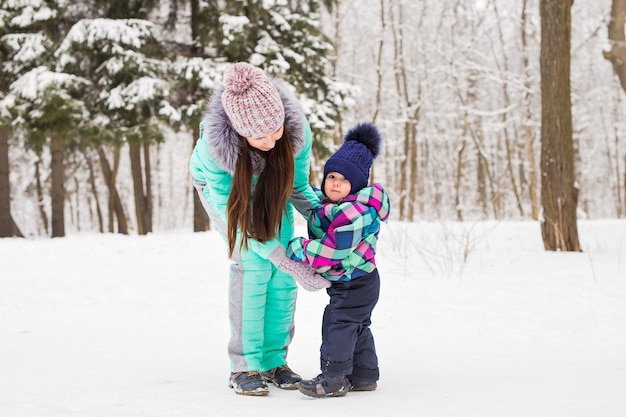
[
  {"xmin": 261, "ymin": 365, "xmax": 302, "ymax": 390},
  {"xmin": 297, "ymin": 373, "xmax": 351, "ymax": 398},
  {"xmin": 228, "ymin": 371, "xmax": 270, "ymax": 396}
]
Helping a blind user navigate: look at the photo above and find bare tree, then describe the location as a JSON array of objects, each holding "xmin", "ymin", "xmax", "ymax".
[
  {"xmin": 604, "ymin": 0, "xmax": 626, "ymax": 91},
  {"xmin": 603, "ymin": 0, "xmax": 626, "ymax": 216},
  {"xmin": 491, "ymin": 0, "xmax": 525, "ymax": 218},
  {"xmin": 521, "ymin": 0, "xmax": 540, "ymax": 220},
  {"xmin": 389, "ymin": 0, "xmax": 422, "ymax": 222},
  {"xmin": 539, "ymin": 0, "xmax": 580, "ymax": 251}
]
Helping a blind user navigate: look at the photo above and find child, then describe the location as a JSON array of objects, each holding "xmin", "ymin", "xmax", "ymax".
[{"xmin": 286, "ymin": 122, "xmax": 390, "ymax": 397}]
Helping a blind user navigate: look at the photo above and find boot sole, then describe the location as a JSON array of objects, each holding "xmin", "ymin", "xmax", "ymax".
[
  {"xmin": 266, "ymin": 381, "xmax": 299, "ymax": 390},
  {"xmin": 297, "ymin": 383, "xmax": 350, "ymax": 398},
  {"xmin": 261, "ymin": 375, "xmax": 300, "ymax": 390},
  {"xmin": 350, "ymin": 382, "xmax": 377, "ymax": 392},
  {"xmin": 229, "ymin": 381, "xmax": 270, "ymax": 396}
]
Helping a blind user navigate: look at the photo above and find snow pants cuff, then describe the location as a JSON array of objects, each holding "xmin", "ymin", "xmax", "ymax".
[
  {"xmin": 321, "ymin": 358, "xmax": 353, "ymax": 377},
  {"xmin": 348, "ymin": 365, "xmax": 380, "ymax": 384}
]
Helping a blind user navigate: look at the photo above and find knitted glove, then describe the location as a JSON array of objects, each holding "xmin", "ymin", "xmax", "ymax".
[
  {"xmin": 278, "ymin": 258, "xmax": 330, "ymax": 291},
  {"xmin": 268, "ymin": 247, "xmax": 331, "ymax": 292}
]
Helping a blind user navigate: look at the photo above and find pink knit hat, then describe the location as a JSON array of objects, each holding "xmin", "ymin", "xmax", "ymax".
[{"xmin": 221, "ymin": 63, "xmax": 285, "ymax": 138}]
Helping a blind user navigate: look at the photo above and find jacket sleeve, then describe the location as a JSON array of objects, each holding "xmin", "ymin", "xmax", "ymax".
[
  {"xmin": 288, "ymin": 203, "xmax": 376, "ymax": 269},
  {"xmin": 290, "ymin": 118, "xmax": 319, "ymax": 217},
  {"xmin": 189, "ymin": 121, "xmax": 231, "ymax": 227}
]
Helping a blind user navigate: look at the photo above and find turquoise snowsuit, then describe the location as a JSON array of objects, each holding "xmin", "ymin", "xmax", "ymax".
[{"xmin": 189, "ymin": 81, "xmax": 318, "ymax": 372}]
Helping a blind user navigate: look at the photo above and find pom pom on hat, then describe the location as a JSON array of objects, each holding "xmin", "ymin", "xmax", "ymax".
[
  {"xmin": 322, "ymin": 122, "xmax": 383, "ymax": 195},
  {"xmin": 221, "ymin": 62, "xmax": 285, "ymax": 138}
]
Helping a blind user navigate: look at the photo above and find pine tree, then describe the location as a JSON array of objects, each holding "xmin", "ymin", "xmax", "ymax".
[
  {"xmin": 55, "ymin": 16, "xmax": 173, "ymax": 235},
  {"xmin": 1, "ymin": 0, "xmax": 87, "ymax": 237},
  {"xmin": 163, "ymin": 0, "xmax": 353, "ymax": 231},
  {"xmin": 214, "ymin": 0, "xmax": 351, "ymax": 141}
]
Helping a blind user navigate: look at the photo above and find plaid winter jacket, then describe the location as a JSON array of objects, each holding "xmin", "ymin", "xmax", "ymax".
[{"xmin": 287, "ymin": 183, "xmax": 390, "ymax": 282}]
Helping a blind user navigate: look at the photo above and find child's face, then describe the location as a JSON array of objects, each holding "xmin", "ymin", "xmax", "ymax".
[{"xmin": 324, "ymin": 172, "xmax": 351, "ymax": 202}]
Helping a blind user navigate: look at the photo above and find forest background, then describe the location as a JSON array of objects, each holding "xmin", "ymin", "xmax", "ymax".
[{"xmin": 1, "ymin": 0, "xmax": 625, "ymax": 239}]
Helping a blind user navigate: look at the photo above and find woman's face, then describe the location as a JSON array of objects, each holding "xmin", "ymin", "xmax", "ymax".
[
  {"xmin": 324, "ymin": 172, "xmax": 351, "ymax": 202},
  {"xmin": 245, "ymin": 125, "xmax": 284, "ymax": 152}
]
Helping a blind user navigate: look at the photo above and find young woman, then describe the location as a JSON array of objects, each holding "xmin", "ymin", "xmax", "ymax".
[{"xmin": 189, "ymin": 62, "xmax": 329, "ymax": 396}]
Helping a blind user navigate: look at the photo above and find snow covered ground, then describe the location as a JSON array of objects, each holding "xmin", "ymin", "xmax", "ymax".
[{"xmin": 1, "ymin": 220, "xmax": 625, "ymax": 417}]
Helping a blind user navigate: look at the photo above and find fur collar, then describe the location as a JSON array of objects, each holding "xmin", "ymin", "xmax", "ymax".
[{"xmin": 202, "ymin": 80, "xmax": 305, "ymax": 175}]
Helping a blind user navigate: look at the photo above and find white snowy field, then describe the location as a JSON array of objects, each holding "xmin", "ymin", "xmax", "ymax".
[{"xmin": 1, "ymin": 220, "xmax": 625, "ymax": 417}]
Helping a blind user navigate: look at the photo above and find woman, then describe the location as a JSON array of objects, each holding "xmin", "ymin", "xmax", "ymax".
[{"xmin": 189, "ymin": 62, "xmax": 329, "ymax": 396}]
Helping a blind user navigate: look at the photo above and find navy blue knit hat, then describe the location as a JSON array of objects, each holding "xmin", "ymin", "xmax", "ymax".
[{"xmin": 322, "ymin": 122, "xmax": 382, "ymax": 195}]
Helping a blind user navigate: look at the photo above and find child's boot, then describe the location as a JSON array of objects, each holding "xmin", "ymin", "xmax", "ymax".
[{"xmin": 297, "ymin": 373, "xmax": 351, "ymax": 398}]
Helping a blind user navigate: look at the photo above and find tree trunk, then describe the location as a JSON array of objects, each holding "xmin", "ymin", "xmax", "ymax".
[
  {"xmin": 83, "ymin": 150, "xmax": 104, "ymax": 233},
  {"xmin": 97, "ymin": 146, "xmax": 128, "ymax": 234},
  {"xmin": 504, "ymin": 126, "xmax": 524, "ymax": 217},
  {"xmin": 521, "ymin": 0, "xmax": 540, "ymax": 220},
  {"xmin": 34, "ymin": 156, "xmax": 49, "ymax": 234},
  {"xmin": 456, "ymin": 82, "xmax": 498, "ymax": 220},
  {"xmin": 454, "ymin": 139, "xmax": 466, "ymax": 221},
  {"xmin": 50, "ymin": 136, "xmax": 65, "ymax": 237},
  {"xmin": 539, "ymin": 0, "xmax": 580, "ymax": 251},
  {"xmin": 189, "ymin": 0, "xmax": 211, "ymax": 232},
  {"xmin": 604, "ymin": 0, "xmax": 626, "ymax": 218},
  {"xmin": 371, "ymin": 0, "xmax": 386, "ymax": 125},
  {"xmin": 492, "ymin": 0, "xmax": 524, "ymax": 218},
  {"xmin": 142, "ymin": 143, "xmax": 153, "ymax": 233},
  {"xmin": 604, "ymin": 0, "xmax": 626, "ymax": 91},
  {"xmin": 129, "ymin": 141, "xmax": 152, "ymax": 235},
  {"xmin": 192, "ymin": 124, "xmax": 210, "ymax": 232},
  {"xmin": 525, "ymin": 123, "xmax": 540, "ymax": 220},
  {"xmin": 0, "ymin": 125, "xmax": 12, "ymax": 237},
  {"xmin": 388, "ymin": 0, "xmax": 406, "ymax": 221},
  {"xmin": 390, "ymin": 0, "xmax": 421, "ymax": 222},
  {"xmin": 407, "ymin": 116, "xmax": 418, "ymax": 222},
  {"xmin": 477, "ymin": 151, "xmax": 489, "ymax": 218}
]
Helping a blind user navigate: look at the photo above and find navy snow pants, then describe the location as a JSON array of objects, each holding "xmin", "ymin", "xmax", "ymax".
[{"xmin": 320, "ymin": 268, "xmax": 380, "ymax": 385}]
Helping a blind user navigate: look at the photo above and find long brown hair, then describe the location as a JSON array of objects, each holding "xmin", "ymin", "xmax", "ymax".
[{"xmin": 226, "ymin": 128, "xmax": 295, "ymax": 257}]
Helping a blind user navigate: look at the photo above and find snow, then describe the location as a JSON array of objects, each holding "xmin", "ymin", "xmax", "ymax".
[
  {"xmin": 218, "ymin": 15, "xmax": 250, "ymax": 42},
  {"xmin": 9, "ymin": 66, "xmax": 89, "ymax": 101},
  {"xmin": 2, "ymin": 33, "xmax": 48, "ymax": 63},
  {"xmin": 8, "ymin": 0, "xmax": 60, "ymax": 28},
  {"xmin": 1, "ymin": 220, "xmax": 625, "ymax": 417}
]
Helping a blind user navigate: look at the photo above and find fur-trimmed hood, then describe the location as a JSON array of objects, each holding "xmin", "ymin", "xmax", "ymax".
[{"xmin": 201, "ymin": 79, "xmax": 305, "ymax": 175}]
